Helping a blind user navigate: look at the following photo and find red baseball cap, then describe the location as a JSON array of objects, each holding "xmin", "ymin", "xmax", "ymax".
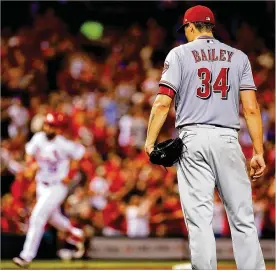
[
  {"xmin": 177, "ymin": 5, "xmax": 215, "ymax": 32},
  {"xmin": 44, "ymin": 112, "xmax": 68, "ymax": 127}
]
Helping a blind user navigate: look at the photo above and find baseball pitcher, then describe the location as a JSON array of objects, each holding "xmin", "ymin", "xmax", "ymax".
[
  {"xmin": 13, "ymin": 112, "xmax": 86, "ymax": 268},
  {"xmin": 145, "ymin": 5, "xmax": 266, "ymax": 270}
]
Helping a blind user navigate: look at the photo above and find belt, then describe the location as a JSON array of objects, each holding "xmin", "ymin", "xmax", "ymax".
[
  {"xmin": 42, "ymin": 181, "xmax": 57, "ymax": 186},
  {"xmin": 178, "ymin": 123, "xmax": 239, "ymax": 132}
]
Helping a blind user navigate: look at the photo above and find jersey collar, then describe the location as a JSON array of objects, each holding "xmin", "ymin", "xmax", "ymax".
[{"xmin": 196, "ymin": 35, "xmax": 215, "ymax": 40}]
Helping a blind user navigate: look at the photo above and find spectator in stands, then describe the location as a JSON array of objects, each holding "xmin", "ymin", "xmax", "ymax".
[
  {"xmin": 89, "ymin": 166, "xmax": 110, "ymax": 211},
  {"xmin": 125, "ymin": 192, "xmax": 151, "ymax": 238},
  {"xmin": 7, "ymin": 98, "xmax": 29, "ymax": 138}
]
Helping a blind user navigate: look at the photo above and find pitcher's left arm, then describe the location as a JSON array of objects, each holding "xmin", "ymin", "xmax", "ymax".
[
  {"xmin": 144, "ymin": 87, "xmax": 174, "ymax": 155},
  {"xmin": 145, "ymin": 48, "xmax": 181, "ymax": 155}
]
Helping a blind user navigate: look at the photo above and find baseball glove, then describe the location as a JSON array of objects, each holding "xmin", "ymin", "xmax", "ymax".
[{"xmin": 149, "ymin": 138, "xmax": 184, "ymax": 167}]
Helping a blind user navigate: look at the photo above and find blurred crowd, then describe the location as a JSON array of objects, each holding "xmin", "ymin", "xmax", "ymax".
[{"xmin": 1, "ymin": 4, "xmax": 275, "ymax": 241}]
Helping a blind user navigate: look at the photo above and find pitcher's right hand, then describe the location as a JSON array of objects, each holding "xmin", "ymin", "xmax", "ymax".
[{"xmin": 250, "ymin": 154, "xmax": 266, "ymax": 181}]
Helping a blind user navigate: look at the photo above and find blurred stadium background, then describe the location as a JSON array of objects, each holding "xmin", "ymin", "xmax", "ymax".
[{"xmin": 1, "ymin": 1, "xmax": 275, "ymax": 269}]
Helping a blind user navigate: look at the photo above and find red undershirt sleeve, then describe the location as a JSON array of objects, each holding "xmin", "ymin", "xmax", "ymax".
[{"xmin": 158, "ymin": 85, "xmax": 175, "ymax": 99}]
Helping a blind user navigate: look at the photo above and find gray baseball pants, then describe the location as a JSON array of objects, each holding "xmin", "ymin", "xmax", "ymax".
[{"xmin": 176, "ymin": 124, "xmax": 265, "ymax": 270}]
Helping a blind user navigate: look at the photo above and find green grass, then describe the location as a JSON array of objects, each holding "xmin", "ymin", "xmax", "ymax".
[{"xmin": 0, "ymin": 260, "xmax": 275, "ymax": 270}]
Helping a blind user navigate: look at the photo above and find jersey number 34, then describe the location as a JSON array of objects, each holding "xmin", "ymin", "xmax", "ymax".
[{"xmin": 197, "ymin": 68, "xmax": 230, "ymax": 100}]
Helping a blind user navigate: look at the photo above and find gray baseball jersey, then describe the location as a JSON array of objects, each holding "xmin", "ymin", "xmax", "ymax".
[
  {"xmin": 159, "ymin": 36, "xmax": 256, "ymax": 130},
  {"xmin": 159, "ymin": 36, "xmax": 265, "ymax": 269}
]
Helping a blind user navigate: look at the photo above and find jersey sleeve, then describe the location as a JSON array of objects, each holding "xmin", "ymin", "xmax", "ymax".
[
  {"xmin": 25, "ymin": 133, "xmax": 41, "ymax": 156},
  {"xmin": 240, "ymin": 55, "xmax": 257, "ymax": 91},
  {"xmin": 159, "ymin": 49, "xmax": 182, "ymax": 93},
  {"xmin": 65, "ymin": 140, "xmax": 85, "ymax": 160}
]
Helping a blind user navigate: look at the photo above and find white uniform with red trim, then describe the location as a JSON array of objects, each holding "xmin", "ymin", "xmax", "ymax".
[
  {"xmin": 20, "ymin": 132, "xmax": 85, "ymax": 262},
  {"xmin": 160, "ymin": 36, "xmax": 265, "ymax": 269}
]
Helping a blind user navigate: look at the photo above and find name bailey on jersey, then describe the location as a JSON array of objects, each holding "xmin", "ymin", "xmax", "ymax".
[{"xmin": 191, "ymin": 49, "xmax": 234, "ymax": 63}]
